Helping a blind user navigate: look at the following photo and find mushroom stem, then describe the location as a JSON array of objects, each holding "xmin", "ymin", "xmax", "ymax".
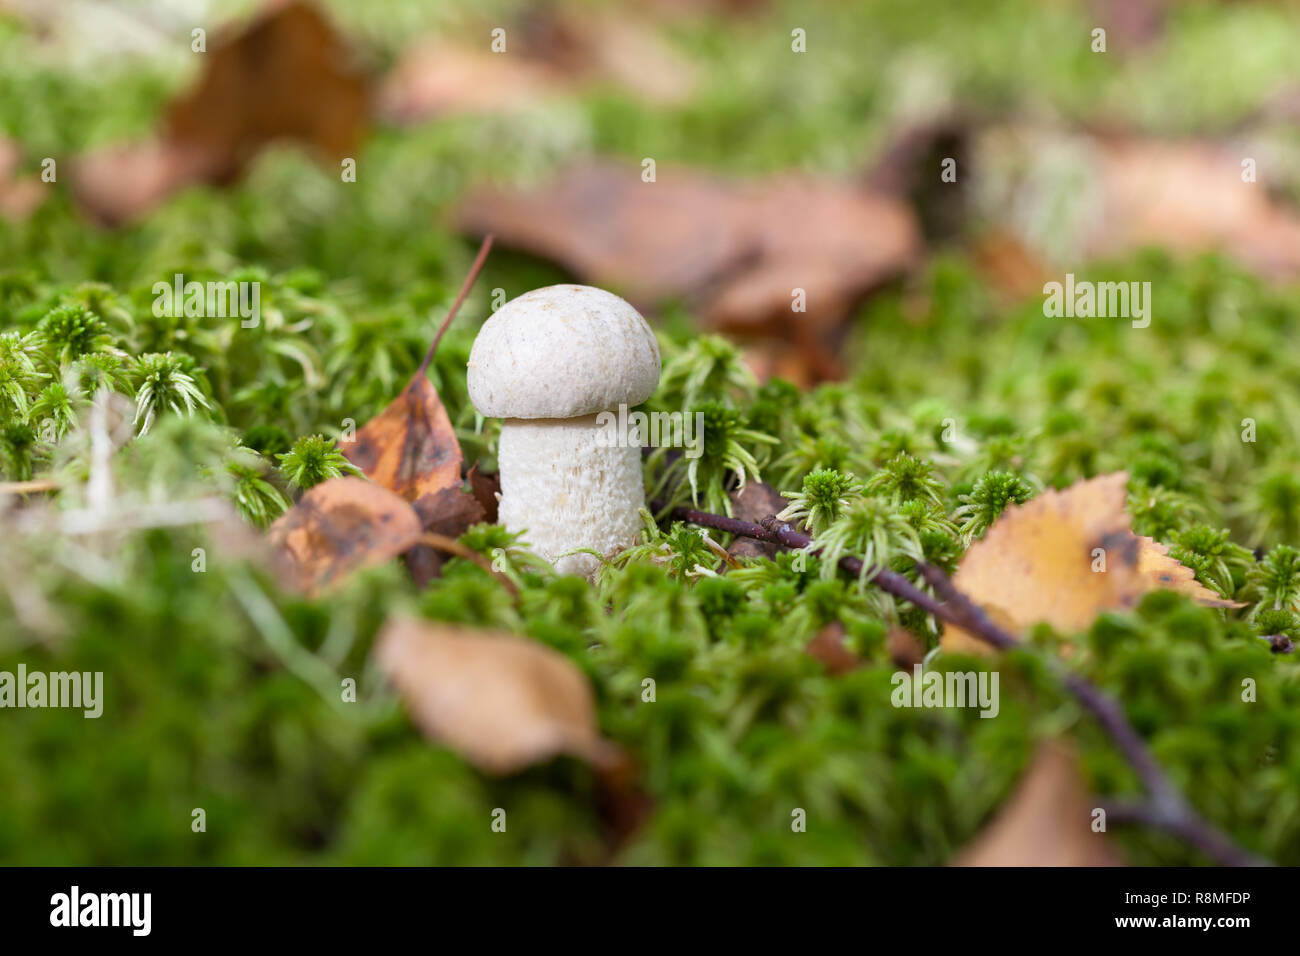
[{"xmin": 497, "ymin": 415, "xmax": 644, "ymax": 578}]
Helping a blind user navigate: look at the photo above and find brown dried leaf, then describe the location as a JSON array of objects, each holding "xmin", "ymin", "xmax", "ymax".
[
  {"xmin": 806, "ymin": 622, "xmax": 861, "ymax": 676},
  {"xmin": 375, "ymin": 616, "xmax": 622, "ymax": 775},
  {"xmin": 378, "ymin": 6, "xmax": 695, "ymax": 122},
  {"xmin": 73, "ymin": 0, "xmax": 369, "ymax": 225},
  {"xmin": 953, "ymin": 741, "xmax": 1123, "ymax": 867},
  {"xmin": 457, "ymin": 160, "xmax": 919, "ymax": 383},
  {"xmin": 978, "ymin": 127, "xmax": 1300, "ymax": 281},
  {"xmin": 0, "ymin": 138, "xmax": 47, "ymax": 221},
  {"xmin": 458, "ymin": 159, "xmax": 755, "ymax": 305},
  {"xmin": 466, "ymin": 463, "xmax": 501, "ymax": 524},
  {"xmin": 378, "ymin": 42, "xmax": 565, "ymax": 122},
  {"xmin": 887, "ymin": 627, "xmax": 926, "ymax": 669},
  {"xmin": 342, "ymin": 375, "xmax": 480, "ymax": 533},
  {"xmin": 726, "ymin": 480, "xmax": 787, "ymax": 559},
  {"xmin": 1088, "ymin": 138, "xmax": 1300, "ymax": 278},
  {"xmin": 268, "ymin": 476, "xmax": 422, "ymax": 595}
]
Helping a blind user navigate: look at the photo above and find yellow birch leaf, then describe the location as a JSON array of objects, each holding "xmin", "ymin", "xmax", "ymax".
[{"xmin": 942, "ymin": 472, "xmax": 1237, "ymax": 654}]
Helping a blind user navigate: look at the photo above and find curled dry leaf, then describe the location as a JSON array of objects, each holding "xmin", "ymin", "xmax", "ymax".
[
  {"xmin": 341, "ymin": 375, "xmax": 482, "ymax": 531},
  {"xmin": 943, "ymin": 472, "xmax": 1240, "ymax": 655},
  {"xmin": 375, "ymin": 616, "xmax": 623, "ymax": 775},
  {"xmin": 72, "ymin": 0, "xmax": 370, "ymax": 225},
  {"xmin": 953, "ymin": 741, "xmax": 1123, "ymax": 867},
  {"xmin": 457, "ymin": 159, "xmax": 920, "ymax": 383},
  {"xmin": 267, "ymin": 476, "xmax": 423, "ymax": 595}
]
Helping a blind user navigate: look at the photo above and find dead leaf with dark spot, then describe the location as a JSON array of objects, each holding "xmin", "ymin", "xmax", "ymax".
[
  {"xmin": 375, "ymin": 616, "xmax": 623, "ymax": 775},
  {"xmin": 72, "ymin": 0, "xmax": 370, "ymax": 225},
  {"xmin": 342, "ymin": 376, "xmax": 466, "ymax": 518},
  {"xmin": 268, "ymin": 476, "xmax": 423, "ymax": 595},
  {"xmin": 942, "ymin": 472, "xmax": 1237, "ymax": 655},
  {"xmin": 953, "ymin": 741, "xmax": 1123, "ymax": 866}
]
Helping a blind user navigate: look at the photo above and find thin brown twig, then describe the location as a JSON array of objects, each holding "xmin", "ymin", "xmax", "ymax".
[
  {"xmin": 414, "ymin": 234, "xmax": 494, "ymax": 380},
  {"xmin": 419, "ymin": 532, "xmax": 519, "ymax": 600},
  {"xmin": 670, "ymin": 504, "xmax": 1267, "ymax": 867}
]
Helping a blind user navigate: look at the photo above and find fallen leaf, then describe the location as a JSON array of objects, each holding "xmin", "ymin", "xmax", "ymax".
[
  {"xmin": 72, "ymin": 0, "xmax": 369, "ymax": 225},
  {"xmin": 0, "ymin": 138, "xmax": 47, "ymax": 221},
  {"xmin": 943, "ymin": 473, "xmax": 1136, "ymax": 654},
  {"xmin": 976, "ymin": 126, "xmax": 1300, "ymax": 281},
  {"xmin": 268, "ymin": 476, "xmax": 422, "ymax": 594},
  {"xmin": 378, "ymin": 42, "xmax": 565, "ymax": 122},
  {"xmin": 1136, "ymin": 536, "xmax": 1244, "ymax": 609},
  {"xmin": 341, "ymin": 375, "xmax": 477, "ymax": 530},
  {"xmin": 458, "ymin": 159, "xmax": 754, "ymax": 305},
  {"xmin": 942, "ymin": 472, "xmax": 1234, "ymax": 654},
  {"xmin": 970, "ymin": 230, "xmax": 1053, "ymax": 303},
  {"xmin": 887, "ymin": 627, "xmax": 926, "ymax": 669},
  {"xmin": 375, "ymin": 616, "xmax": 623, "ymax": 775},
  {"xmin": 466, "ymin": 463, "xmax": 501, "ymax": 524},
  {"xmin": 953, "ymin": 741, "xmax": 1123, "ymax": 866},
  {"xmin": 806, "ymin": 621, "xmax": 861, "ymax": 676},
  {"xmin": 1088, "ymin": 138, "xmax": 1300, "ymax": 278},
  {"xmin": 378, "ymin": 5, "xmax": 696, "ymax": 122},
  {"xmin": 457, "ymin": 159, "xmax": 919, "ymax": 383},
  {"xmin": 727, "ymin": 480, "xmax": 787, "ymax": 559}
]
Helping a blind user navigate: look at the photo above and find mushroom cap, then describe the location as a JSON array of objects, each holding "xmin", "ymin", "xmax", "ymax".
[{"xmin": 467, "ymin": 284, "xmax": 661, "ymax": 419}]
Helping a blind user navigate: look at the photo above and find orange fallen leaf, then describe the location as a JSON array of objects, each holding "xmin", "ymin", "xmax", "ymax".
[
  {"xmin": 341, "ymin": 238, "xmax": 492, "ymax": 537},
  {"xmin": 375, "ymin": 616, "xmax": 623, "ymax": 775},
  {"xmin": 73, "ymin": 0, "xmax": 370, "ymax": 225},
  {"xmin": 942, "ymin": 472, "xmax": 1237, "ymax": 655},
  {"xmin": 342, "ymin": 376, "xmax": 479, "ymax": 529},
  {"xmin": 953, "ymin": 741, "xmax": 1123, "ymax": 867},
  {"xmin": 268, "ymin": 476, "xmax": 422, "ymax": 595}
]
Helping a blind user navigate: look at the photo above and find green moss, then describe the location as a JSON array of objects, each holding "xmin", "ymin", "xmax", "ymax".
[{"xmin": 4, "ymin": 0, "xmax": 1300, "ymax": 866}]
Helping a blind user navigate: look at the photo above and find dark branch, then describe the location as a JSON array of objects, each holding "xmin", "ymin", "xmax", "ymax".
[{"xmin": 670, "ymin": 504, "xmax": 1268, "ymax": 867}]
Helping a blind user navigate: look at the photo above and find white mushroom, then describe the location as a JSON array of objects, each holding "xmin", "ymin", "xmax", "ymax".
[{"xmin": 467, "ymin": 284, "xmax": 661, "ymax": 578}]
